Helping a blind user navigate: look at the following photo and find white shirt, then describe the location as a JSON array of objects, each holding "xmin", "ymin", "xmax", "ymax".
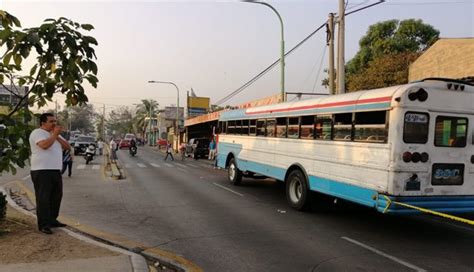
[
  {"xmin": 29, "ymin": 128, "xmax": 63, "ymax": 170},
  {"xmin": 98, "ymin": 141, "xmax": 104, "ymax": 148},
  {"xmin": 110, "ymin": 140, "xmax": 117, "ymax": 150}
]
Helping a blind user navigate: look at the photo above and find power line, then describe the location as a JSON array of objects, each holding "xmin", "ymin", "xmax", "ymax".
[{"xmin": 215, "ymin": 0, "xmax": 385, "ymax": 106}]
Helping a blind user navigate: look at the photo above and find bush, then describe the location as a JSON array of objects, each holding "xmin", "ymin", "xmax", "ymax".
[{"xmin": 0, "ymin": 192, "xmax": 6, "ymax": 220}]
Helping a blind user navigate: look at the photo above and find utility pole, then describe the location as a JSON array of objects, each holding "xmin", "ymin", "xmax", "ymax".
[
  {"xmin": 337, "ymin": 0, "xmax": 346, "ymax": 94},
  {"xmin": 55, "ymin": 100, "xmax": 58, "ymax": 117},
  {"xmin": 327, "ymin": 13, "xmax": 336, "ymax": 95}
]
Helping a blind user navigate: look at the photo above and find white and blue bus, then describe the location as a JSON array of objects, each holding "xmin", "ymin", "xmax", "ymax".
[{"xmin": 216, "ymin": 78, "xmax": 474, "ymax": 214}]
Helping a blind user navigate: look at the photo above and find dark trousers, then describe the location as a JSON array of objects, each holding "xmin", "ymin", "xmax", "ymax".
[
  {"xmin": 30, "ymin": 170, "xmax": 63, "ymax": 230},
  {"xmin": 61, "ymin": 161, "xmax": 73, "ymax": 177},
  {"xmin": 164, "ymin": 152, "xmax": 174, "ymax": 161}
]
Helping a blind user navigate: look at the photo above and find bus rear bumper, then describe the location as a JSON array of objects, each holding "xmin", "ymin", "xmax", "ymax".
[{"xmin": 376, "ymin": 195, "xmax": 474, "ymax": 214}]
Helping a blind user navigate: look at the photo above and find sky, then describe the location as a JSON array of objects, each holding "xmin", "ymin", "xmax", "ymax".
[{"xmin": 1, "ymin": 0, "xmax": 473, "ymax": 115}]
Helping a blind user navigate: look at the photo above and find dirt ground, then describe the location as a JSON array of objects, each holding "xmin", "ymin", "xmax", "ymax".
[{"xmin": 0, "ymin": 205, "xmax": 119, "ymax": 264}]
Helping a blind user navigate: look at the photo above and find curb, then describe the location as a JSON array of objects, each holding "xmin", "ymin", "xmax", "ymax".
[{"xmin": 0, "ymin": 187, "xmax": 148, "ymax": 272}]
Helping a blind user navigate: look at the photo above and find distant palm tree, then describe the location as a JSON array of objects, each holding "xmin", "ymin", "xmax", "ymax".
[{"xmin": 135, "ymin": 99, "xmax": 159, "ymax": 140}]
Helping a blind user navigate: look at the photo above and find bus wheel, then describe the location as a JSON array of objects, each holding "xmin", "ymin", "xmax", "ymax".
[
  {"xmin": 286, "ymin": 169, "xmax": 310, "ymax": 211},
  {"xmin": 228, "ymin": 158, "xmax": 242, "ymax": 185}
]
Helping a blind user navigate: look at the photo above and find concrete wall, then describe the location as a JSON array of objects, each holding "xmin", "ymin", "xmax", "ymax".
[{"xmin": 409, "ymin": 38, "xmax": 474, "ymax": 81}]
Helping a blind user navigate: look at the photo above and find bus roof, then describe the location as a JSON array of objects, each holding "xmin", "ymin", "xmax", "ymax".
[
  {"xmin": 220, "ymin": 85, "xmax": 402, "ymax": 121},
  {"xmin": 219, "ymin": 79, "xmax": 474, "ymax": 121}
]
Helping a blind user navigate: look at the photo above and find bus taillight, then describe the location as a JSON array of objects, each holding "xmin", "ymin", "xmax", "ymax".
[
  {"xmin": 420, "ymin": 152, "xmax": 429, "ymax": 163},
  {"xmin": 402, "ymin": 152, "xmax": 429, "ymax": 163},
  {"xmin": 403, "ymin": 152, "xmax": 412, "ymax": 162},
  {"xmin": 412, "ymin": 152, "xmax": 422, "ymax": 163}
]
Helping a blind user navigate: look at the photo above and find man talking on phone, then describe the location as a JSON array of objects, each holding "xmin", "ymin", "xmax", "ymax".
[{"xmin": 29, "ymin": 113, "xmax": 71, "ymax": 234}]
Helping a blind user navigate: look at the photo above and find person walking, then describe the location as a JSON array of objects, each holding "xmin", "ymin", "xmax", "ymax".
[
  {"xmin": 109, "ymin": 138, "xmax": 118, "ymax": 162},
  {"xmin": 29, "ymin": 113, "xmax": 70, "ymax": 235},
  {"xmin": 61, "ymin": 146, "xmax": 74, "ymax": 177},
  {"xmin": 97, "ymin": 139, "xmax": 104, "ymax": 156},
  {"xmin": 164, "ymin": 142, "xmax": 174, "ymax": 161}
]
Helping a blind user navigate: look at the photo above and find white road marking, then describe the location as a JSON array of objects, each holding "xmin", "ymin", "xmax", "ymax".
[
  {"xmin": 124, "ymin": 164, "xmax": 131, "ymax": 168},
  {"xmin": 150, "ymin": 163, "xmax": 161, "ymax": 168},
  {"xmin": 187, "ymin": 164, "xmax": 199, "ymax": 168},
  {"xmin": 341, "ymin": 237, "xmax": 426, "ymax": 272},
  {"xmin": 212, "ymin": 183, "xmax": 244, "ymax": 197},
  {"xmin": 164, "ymin": 163, "xmax": 173, "ymax": 167},
  {"xmin": 77, "ymin": 164, "xmax": 86, "ymax": 170},
  {"xmin": 92, "ymin": 165, "xmax": 101, "ymax": 170},
  {"xmin": 137, "ymin": 163, "xmax": 147, "ymax": 168},
  {"xmin": 176, "ymin": 164, "xmax": 188, "ymax": 168},
  {"xmin": 22, "ymin": 175, "xmax": 30, "ymax": 180}
]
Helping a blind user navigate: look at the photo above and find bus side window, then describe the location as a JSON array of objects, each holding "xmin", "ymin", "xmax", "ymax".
[
  {"xmin": 333, "ymin": 113, "xmax": 352, "ymax": 141},
  {"xmin": 249, "ymin": 120, "xmax": 257, "ymax": 136},
  {"xmin": 288, "ymin": 117, "xmax": 300, "ymax": 139},
  {"xmin": 228, "ymin": 120, "xmax": 236, "ymax": 135},
  {"xmin": 266, "ymin": 119, "xmax": 276, "ymax": 137},
  {"xmin": 256, "ymin": 119, "xmax": 265, "ymax": 136},
  {"xmin": 242, "ymin": 120, "xmax": 249, "ymax": 136},
  {"xmin": 300, "ymin": 115, "xmax": 315, "ymax": 139},
  {"xmin": 354, "ymin": 111, "xmax": 387, "ymax": 143},
  {"xmin": 276, "ymin": 117, "xmax": 287, "ymax": 138},
  {"xmin": 315, "ymin": 115, "xmax": 332, "ymax": 140}
]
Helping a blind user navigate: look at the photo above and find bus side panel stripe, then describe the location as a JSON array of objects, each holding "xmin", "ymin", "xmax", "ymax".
[{"xmin": 309, "ymin": 176, "xmax": 377, "ymax": 208}]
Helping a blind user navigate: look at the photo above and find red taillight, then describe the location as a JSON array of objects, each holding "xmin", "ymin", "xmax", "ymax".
[
  {"xmin": 411, "ymin": 152, "xmax": 421, "ymax": 163},
  {"xmin": 402, "ymin": 152, "xmax": 412, "ymax": 162},
  {"xmin": 420, "ymin": 152, "xmax": 429, "ymax": 163}
]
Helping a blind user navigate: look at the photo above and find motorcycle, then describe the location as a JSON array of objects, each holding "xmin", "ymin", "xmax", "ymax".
[
  {"xmin": 84, "ymin": 144, "xmax": 96, "ymax": 164},
  {"xmin": 129, "ymin": 146, "xmax": 137, "ymax": 157}
]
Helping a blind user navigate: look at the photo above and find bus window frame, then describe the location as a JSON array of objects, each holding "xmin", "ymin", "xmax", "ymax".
[
  {"xmin": 332, "ymin": 113, "xmax": 354, "ymax": 141},
  {"xmin": 403, "ymin": 111, "xmax": 430, "ymax": 144},
  {"xmin": 434, "ymin": 115, "xmax": 468, "ymax": 148}
]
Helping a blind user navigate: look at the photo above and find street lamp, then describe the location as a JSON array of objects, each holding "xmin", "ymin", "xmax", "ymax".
[
  {"xmin": 242, "ymin": 0, "xmax": 285, "ymax": 102},
  {"xmin": 147, "ymin": 80, "xmax": 180, "ymax": 145}
]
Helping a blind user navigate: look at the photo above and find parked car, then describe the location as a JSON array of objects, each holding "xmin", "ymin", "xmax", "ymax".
[
  {"xmin": 185, "ymin": 138, "xmax": 210, "ymax": 158},
  {"xmin": 119, "ymin": 139, "xmax": 131, "ymax": 149},
  {"xmin": 74, "ymin": 135, "xmax": 96, "ymax": 155}
]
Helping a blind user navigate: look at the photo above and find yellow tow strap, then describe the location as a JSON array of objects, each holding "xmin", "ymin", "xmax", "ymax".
[{"xmin": 382, "ymin": 195, "xmax": 474, "ymax": 226}]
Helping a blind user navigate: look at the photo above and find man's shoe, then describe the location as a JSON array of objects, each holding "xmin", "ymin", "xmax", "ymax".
[
  {"xmin": 39, "ymin": 227, "xmax": 53, "ymax": 234},
  {"xmin": 51, "ymin": 221, "xmax": 67, "ymax": 228}
]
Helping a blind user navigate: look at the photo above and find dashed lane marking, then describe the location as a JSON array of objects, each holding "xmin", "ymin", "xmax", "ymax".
[
  {"xmin": 164, "ymin": 163, "xmax": 173, "ymax": 167},
  {"xmin": 187, "ymin": 164, "xmax": 199, "ymax": 168},
  {"xmin": 77, "ymin": 164, "xmax": 86, "ymax": 170},
  {"xmin": 212, "ymin": 182, "xmax": 244, "ymax": 197},
  {"xmin": 92, "ymin": 165, "xmax": 101, "ymax": 170},
  {"xmin": 22, "ymin": 175, "xmax": 30, "ymax": 180},
  {"xmin": 150, "ymin": 163, "xmax": 161, "ymax": 168},
  {"xmin": 176, "ymin": 167, "xmax": 188, "ymax": 173},
  {"xmin": 341, "ymin": 237, "xmax": 426, "ymax": 272},
  {"xmin": 137, "ymin": 163, "xmax": 147, "ymax": 168},
  {"xmin": 175, "ymin": 164, "xmax": 188, "ymax": 168}
]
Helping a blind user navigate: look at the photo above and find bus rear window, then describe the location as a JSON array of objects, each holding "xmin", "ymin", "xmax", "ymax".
[
  {"xmin": 404, "ymin": 112, "xmax": 429, "ymax": 143},
  {"xmin": 434, "ymin": 116, "xmax": 467, "ymax": 147}
]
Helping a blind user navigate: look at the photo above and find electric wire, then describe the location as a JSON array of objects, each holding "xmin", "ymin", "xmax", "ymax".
[{"xmin": 215, "ymin": 0, "xmax": 385, "ymax": 105}]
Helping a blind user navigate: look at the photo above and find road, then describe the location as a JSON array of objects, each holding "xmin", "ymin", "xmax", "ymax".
[{"xmin": 2, "ymin": 146, "xmax": 474, "ymax": 271}]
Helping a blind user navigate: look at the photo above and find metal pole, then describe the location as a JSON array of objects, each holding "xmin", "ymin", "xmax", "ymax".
[
  {"xmin": 337, "ymin": 0, "xmax": 346, "ymax": 94},
  {"xmin": 147, "ymin": 81, "xmax": 180, "ymax": 148},
  {"xmin": 243, "ymin": 1, "xmax": 285, "ymax": 102},
  {"xmin": 328, "ymin": 13, "xmax": 336, "ymax": 95}
]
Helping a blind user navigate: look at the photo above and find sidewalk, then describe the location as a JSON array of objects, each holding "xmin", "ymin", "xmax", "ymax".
[{"xmin": 0, "ymin": 187, "xmax": 149, "ymax": 272}]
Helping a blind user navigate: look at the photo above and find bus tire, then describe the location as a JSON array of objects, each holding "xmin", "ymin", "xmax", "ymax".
[
  {"xmin": 286, "ymin": 169, "xmax": 310, "ymax": 211},
  {"xmin": 228, "ymin": 158, "xmax": 242, "ymax": 185}
]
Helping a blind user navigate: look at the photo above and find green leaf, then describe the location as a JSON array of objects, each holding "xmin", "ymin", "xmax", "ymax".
[
  {"xmin": 3, "ymin": 52, "xmax": 13, "ymax": 65},
  {"xmin": 89, "ymin": 61, "xmax": 98, "ymax": 75},
  {"xmin": 11, "ymin": 15, "xmax": 21, "ymax": 27},
  {"xmin": 30, "ymin": 64, "xmax": 38, "ymax": 76},
  {"xmin": 13, "ymin": 54, "xmax": 22, "ymax": 66},
  {"xmin": 81, "ymin": 24, "xmax": 94, "ymax": 31},
  {"xmin": 20, "ymin": 47, "xmax": 30, "ymax": 58}
]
